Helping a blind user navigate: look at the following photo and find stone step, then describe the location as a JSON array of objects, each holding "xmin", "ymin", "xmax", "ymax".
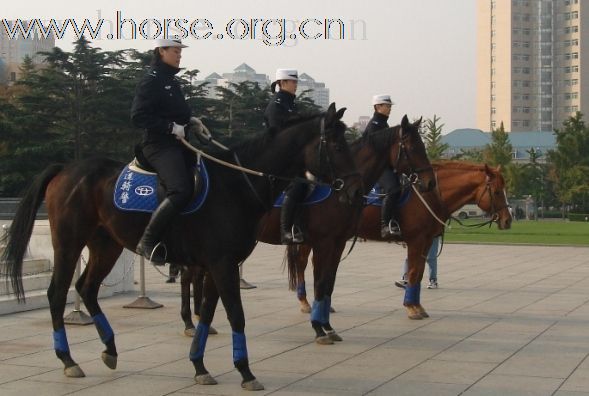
[
  {"xmin": 0, "ymin": 272, "xmax": 53, "ymax": 296},
  {"xmin": 0, "ymin": 288, "xmax": 77, "ymax": 315},
  {"xmin": 22, "ymin": 258, "xmax": 51, "ymax": 275}
]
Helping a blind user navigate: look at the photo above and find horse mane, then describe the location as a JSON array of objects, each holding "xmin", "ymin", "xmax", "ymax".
[
  {"xmin": 350, "ymin": 124, "xmax": 401, "ymax": 154},
  {"xmin": 432, "ymin": 160, "xmax": 492, "ymax": 173}
]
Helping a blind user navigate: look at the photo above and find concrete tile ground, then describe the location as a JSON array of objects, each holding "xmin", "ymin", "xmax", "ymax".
[{"xmin": 1, "ymin": 242, "xmax": 589, "ymax": 395}]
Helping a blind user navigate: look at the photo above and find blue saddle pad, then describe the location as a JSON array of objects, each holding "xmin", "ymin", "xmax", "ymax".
[
  {"xmin": 366, "ymin": 184, "xmax": 411, "ymax": 207},
  {"xmin": 273, "ymin": 185, "xmax": 332, "ymax": 208},
  {"xmin": 113, "ymin": 161, "xmax": 209, "ymax": 214}
]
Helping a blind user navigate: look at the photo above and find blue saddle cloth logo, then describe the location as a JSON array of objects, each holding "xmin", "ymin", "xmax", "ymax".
[
  {"xmin": 113, "ymin": 162, "xmax": 209, "ymax": 214},
  {"xmin": 273, "ymin": 185, "xmax": 332, "ymax": 208},
  {"xmin": 366, "ymin": 184, "xmax": 411, "ymax": 207}
]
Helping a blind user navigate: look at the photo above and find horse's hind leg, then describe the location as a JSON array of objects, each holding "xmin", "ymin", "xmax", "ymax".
[
  {"xmin": 77, "ymin": 228, "xmax": 123, "ymax": 370},
  {"xmin": 294, "ymin": 244, "xmax": 312, "ymax": 313},
  {"xmin": 48, "ymin": 242, "xmax": 86, "ymax": 377},
  {"xmin": 181, "ymin": 266, "xmax": 196, "ymax": 336}
]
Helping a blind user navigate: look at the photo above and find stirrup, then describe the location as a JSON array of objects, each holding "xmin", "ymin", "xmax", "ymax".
[{"xmin": 147, "ymin": 241, "xmax": 168, "ymax": 265}]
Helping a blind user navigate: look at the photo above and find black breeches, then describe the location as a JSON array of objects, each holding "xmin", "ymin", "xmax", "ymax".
[{"xmin": 143, "ymin": 143, "xmax": 195, "ymax": 209}]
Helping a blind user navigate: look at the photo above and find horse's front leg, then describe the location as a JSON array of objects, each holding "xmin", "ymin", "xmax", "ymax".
[
  {"xmin": 190, "ymin": 269, "xmax": 219, "ymax": 386},
  {"xmin": 405, "ymin": 242, "xmax": 429, "ymax": 319},
  {"xmin": 310, "ymin": 240, "xmax": 344, "ymax": 345},
  {"xmin": 209, "ymin": 261, "xmax": 263, "ymax": 391}
]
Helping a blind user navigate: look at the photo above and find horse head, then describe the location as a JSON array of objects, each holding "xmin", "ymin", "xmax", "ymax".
[
  {"xmin": 477, "ymin": 164, "xmax": 512, "ymax": 229},
  {"xmin": 392, "ymin": 115, "xmax": 436, "ymax": 193},
  {"xmin": 303, "ymin": 103, "xmax": 363, "ymax": 205}
]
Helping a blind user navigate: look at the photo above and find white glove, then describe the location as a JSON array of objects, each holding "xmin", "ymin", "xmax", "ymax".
[{"xmin": 170, "ymin": 122, "xmax": 185, "ymax": 139}]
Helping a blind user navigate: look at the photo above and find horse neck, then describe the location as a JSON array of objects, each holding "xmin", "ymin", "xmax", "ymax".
[
  {"xmin": 231, "ymin": 120, "xmax": 318, "ymax": 203},
  {"xmin": 351, "ymin": 131, "xmax": 396, "ymax": 194},
  {"xmin": 436, "ymin": 166, "xmax": 487, "ymax": 213}
]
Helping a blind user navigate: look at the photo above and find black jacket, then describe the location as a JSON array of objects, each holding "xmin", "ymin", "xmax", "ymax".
[
  {"xmin": 131, "ymin": 61, "xmax": 191, "ymax": 144},
  {"xmin": 363, "ymin": 111, "xmax": 390, "ymax": 136},
  {"xmin": 264, "ymin": 90, "xmax": 298, "ymax": 131}
]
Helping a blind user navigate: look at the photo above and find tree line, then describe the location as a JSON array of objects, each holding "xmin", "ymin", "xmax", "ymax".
[
  {"xmin": 0, "ymin": 38, "xmax": 320, "ymax": 196},
  {"xmin": 1, "ymin": 38, "xmax": 588, "ymax": 214}
]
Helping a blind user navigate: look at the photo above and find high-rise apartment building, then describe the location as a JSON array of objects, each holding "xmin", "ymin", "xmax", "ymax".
[{"xmin": 477, "ymin": 0, "xmax": 589, "ymax": 132}]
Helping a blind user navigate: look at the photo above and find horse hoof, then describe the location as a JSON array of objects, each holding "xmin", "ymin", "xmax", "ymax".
[
  {"xmin": 195, "ymin": 373, "xmax": 218, "ymax": 385},
  {"xmin": 208, "ymin": 325, "xmax": 218, "ymax": 335},
  {"xmin": 184, "ymin": 327, "xmax": 196, "ymax": 337},
  {"xmin": 101, "ymin": 352, "xmax": 117, "ymax": 370},
  {"xmin": 242, "ymin": 379, "xmax": 265, "ymax": 391},
  {"xmin": 406, "ymin": 307, "xmax": 423, "ymax": 320},
  {"xmin": 64, "ymin": 365, "xmax": 85, "ymax": 378},
  {"xmin": 300, "ymin": 305, "xmax": 311, "ymax": 314},
  {"xmin": 418, "ymin": 308, "xmax": 430, "ymax": 318},
  {"xmin": 315, "ymin": 335, "xmax": 334, "ymax": 345},
  {"xmin": 329, "ymin": 306, "xmax": 336, "ymax": 313},
  {"xmin": 326, "ymin": 331, "xmax": 343, "ymax": 342}
]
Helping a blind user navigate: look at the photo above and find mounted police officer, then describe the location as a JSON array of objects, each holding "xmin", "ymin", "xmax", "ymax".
[
  {"xmin": 264, "ymin": 69, "xmax": 305, "ymax": 244},
  {"xmin": 131, "ymin": 38, "xmax": 195, "ymax": 264},
  {"xmin": 363, "ymin": 94, "xmax": 402, "ymax": 238}
]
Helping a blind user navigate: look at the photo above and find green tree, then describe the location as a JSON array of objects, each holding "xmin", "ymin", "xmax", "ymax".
[
  {"xmin": 451, "ymin": 148, "xmax": 484, "ymax": 162},
  {"xmin": 421, "ymin": 114, "xmax": 449, "ymax": 160},
  {"xmin": 483, "ymin": 121, "xmax": 512, "ymax": 167},
  {"xmin": 547, "ymin": 112, "xmax": 589, "ymax": 212}
]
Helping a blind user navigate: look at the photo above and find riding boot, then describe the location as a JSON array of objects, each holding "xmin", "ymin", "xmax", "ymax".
[
  {"xmin": 381, "ymin": 192, "xmax": 402, "ymax": 238},
  {"xmin": 280, "ymin": 195, "xmax": 304, "ymax": 244},
  {"xmin": 136, "ymin": 198, "xmax": 178, "ymax": 264}
]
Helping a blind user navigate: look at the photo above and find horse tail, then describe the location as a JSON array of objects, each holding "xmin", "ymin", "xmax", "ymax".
[
  {"xmin": 1, "ymin": 164, "xmax": 64, "ymax": 301},
  {"xmin": 285, "ymin": 244, "xmax": 301, "ymax": 291}
]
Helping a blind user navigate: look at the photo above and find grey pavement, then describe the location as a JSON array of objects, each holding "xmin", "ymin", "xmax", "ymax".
[{"xmin": 1, "ymin": 242, "xmax": 589, "ymax": 395}]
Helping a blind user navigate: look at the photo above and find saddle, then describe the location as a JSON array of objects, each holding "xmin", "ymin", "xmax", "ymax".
[{"xmin": 113, "ymin": 156, "xmax": 209, "ymax": 215}]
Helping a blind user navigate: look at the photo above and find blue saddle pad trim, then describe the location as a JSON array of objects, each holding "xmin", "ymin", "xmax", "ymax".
[
  {"xmin": 113, "ymin": 161, "xmax": 209, "ymax": 214},
  {"xmin": 273, "ymin": 185, "xmax": 332, "ymax": 208},
  {"xmin": 366, "ymin": 183, "xmax": 411, "ymax": 208}
]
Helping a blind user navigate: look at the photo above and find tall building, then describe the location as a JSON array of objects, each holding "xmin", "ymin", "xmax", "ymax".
[
  {"xmin": 298, "ymin": 73, "xmax": 330, "ymax": 110},
  {"xmin": 0, "ymin": 20, "xmax": 55, "ymax": 84},
  {"xmin": 477, "ymin": 0, "xmax": 589, "ymax": 132}
]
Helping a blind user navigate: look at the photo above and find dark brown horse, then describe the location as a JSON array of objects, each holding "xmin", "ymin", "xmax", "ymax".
[
  {"xmin": 291, "ymin": 160, "xmax": 513, "ymax": 320},
  {"xmin": 180, "ymin": 116, "xmax": 440, "ymax": 344},
  {"xmin": 1, "ymin": 104, "xmax": 362, "ymax": 391}
]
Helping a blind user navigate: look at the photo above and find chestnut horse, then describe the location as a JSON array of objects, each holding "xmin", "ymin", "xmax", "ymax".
[
  {"xmin": 291, "ymin": 161, "xmax": 512, "ymax": 320},
  {"xmin": 179, "ymin": 116, "xmax": 441, "ymax": 344},
  {"xmin": 1, "ymin": 105, "xmax": 362, "ymax": 391}
]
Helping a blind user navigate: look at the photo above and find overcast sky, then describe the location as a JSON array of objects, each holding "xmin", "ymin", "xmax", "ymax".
[{"xmin": 4, "ymin": 0, "xmax": 477, "ymax": 132}]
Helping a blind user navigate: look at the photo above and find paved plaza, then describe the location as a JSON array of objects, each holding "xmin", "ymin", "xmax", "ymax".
[{"xmin": 1, "ymin": 241, "xmax": 589, "ymax": 395}]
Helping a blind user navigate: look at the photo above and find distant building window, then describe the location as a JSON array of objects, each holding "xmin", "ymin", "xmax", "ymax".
[
  {"xmin": 491, "ymin": 120, "xmax": 497, "ymax": 128},
  {"xmin": 572, "ymin": 52, "xmax": 579, "ymax": 59},
  {"xmin": 491, "ymin": 107, "xmax": 497, "ymax": 114},
  {"xmin": 10, "ymin": 72, "xmax": 16, "ymax": 82},
  {"xmin": 523, "ymin": 120, "xmax": 530, "ymax": 127}
]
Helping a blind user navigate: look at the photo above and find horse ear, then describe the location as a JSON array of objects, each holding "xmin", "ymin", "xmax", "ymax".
[
  {"xmin": 401, "ymin": 115, "xmax": 409, "ymax": 130},
  {"xmin": 335, "ymin": 107, "xmax": 346, "ymax": 120},
  {"xmin": 484, "ymin": 163, "xmax": 494, "ymax": 176},
  {"xmin": 325, "ymin": 102, "xmax": 337, "ymax": 125},
  {"xmin": 413, "ymin": 116, "xmax": 423, "ymax": 127}
]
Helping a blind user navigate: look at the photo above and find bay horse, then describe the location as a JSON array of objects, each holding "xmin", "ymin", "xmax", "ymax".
[
  {"xmin": 290, "ymin": 160, "xmax": 512, "ymax": 320},
  {"xmin": 179, "ymin": 116, "xmax": 440, "ymax": 344},
  {"xmin": 0, "ymin": 104, "xmax": 363, "ymax": 391}
]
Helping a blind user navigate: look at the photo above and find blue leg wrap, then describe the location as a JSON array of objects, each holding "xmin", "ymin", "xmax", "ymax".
[
  {"xmin": 296, "ymin": 281, "xmax": 306, "ymax": 299},
  {"xmin": 232, "ymin": 331, "xmax": 248, "ymax": 363},
  {"xmin": 404, "ymin": 283, "xmax": 421, "ymax": 305},
  {"xmin": 92, "ymin": 313, "xmax": 114, "ymax": 344},
  {"xmin": 311, "ymin": 298, "xmax": 330, "ymax": 324},
  {"xmin": 189, "ymin": 322, "xmax": 209, "ymax": 362},
  {"xmin": 53, "ymin": 328, "xmax": 70, "ymax": 353},
  {"xmin": 323, "ymin": 295, "xmax": 332, "ymax": 325}
]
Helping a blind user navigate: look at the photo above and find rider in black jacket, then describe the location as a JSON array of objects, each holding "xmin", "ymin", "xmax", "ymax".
[
  {"xmin": 264, "ymin": 69, "xmax": 306, "ymax": 244},
  {"xmin": 131, "ymin": 38, "xmax": 194, "ymax": 264},
  {"xmin": 363, "ymin": 94, "xmax": 402, "ymax": 238}
]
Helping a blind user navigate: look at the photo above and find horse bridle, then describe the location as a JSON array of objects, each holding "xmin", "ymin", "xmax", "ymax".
[
  {"xmin": 391, "ymin": 127, "xmax": 435, "ymax": 193},
  {"xmin": 317, "ymin": 117, "xmax": 362, "ymax": 193},
  {"xmin": 475, "ymin": 176, "xmax": 509, "ymax": 222}
]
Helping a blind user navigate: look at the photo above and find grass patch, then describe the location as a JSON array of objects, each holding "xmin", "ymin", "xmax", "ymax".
[{"xmin": 444, "ymin": 219, "xmax": 589, "ymax": 246}]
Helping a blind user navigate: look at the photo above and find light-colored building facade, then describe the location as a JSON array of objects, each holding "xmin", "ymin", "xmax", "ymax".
[
  {"xmin": 298, "ymin": 73, "xmax": 330, "ymax": 110},
  {"xmin": 477, "ymin": 0, "xmax": 589, "ymax": 132},
  {"xmin": 0, "ymin": 20, "xmax": 55, "ymax": 84}
]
